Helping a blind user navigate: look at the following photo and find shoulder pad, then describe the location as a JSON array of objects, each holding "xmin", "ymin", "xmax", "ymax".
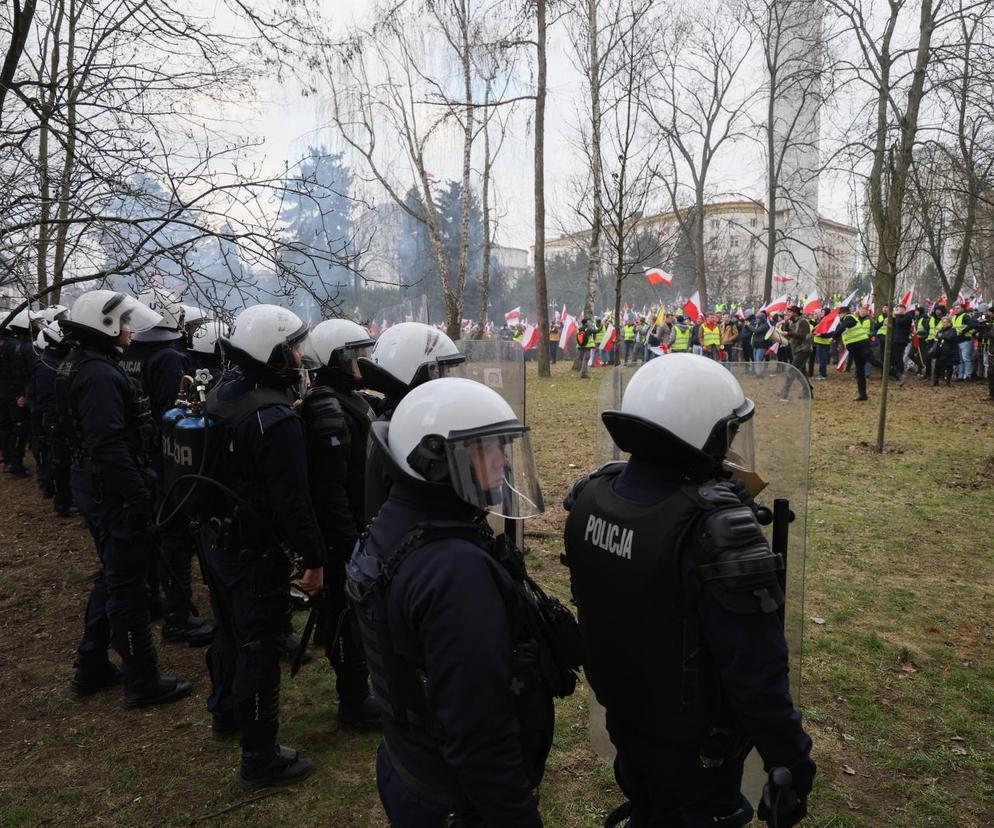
[
  {"xmin": 563, "ymin": 461, "xmax": 625, "ymax": 511},
  {"xmin": 301, "ymin": 386, "xmax": 349, "ymax": 445},
  {"xmin": 694, "ymin": 504, "xmax": 784, "ymax": 615},
  {"xmin": 691, "ymin": 480, "xmax": 745, "ymax": 509}
]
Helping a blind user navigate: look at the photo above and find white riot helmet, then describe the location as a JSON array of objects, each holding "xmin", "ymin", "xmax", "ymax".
[
  {"xmin": 602, "ymin": 353, "xmax": 755, "ymax": 480},
  {"xmin": 132, "ymin": 287, "xmax": 185, "ymax": 342},
  {"xmin": 37, "ymin": 304, "xmax": 68, "ymax": 323},
  {"xmin": 359, "ymin": 322, "xmax": 465, "ymax": 399},
  {"xmin": 189, "ymin": 318, "xmax": 229, "ymax": 356},
  {"xmin": 5, "ymin": 307, "xmax": 38, "ymax": 335},
  {"xmin": 386, "ymin": 377, "xmax": 544, "ymax": 519},
  {"xmin": 182, "ymin": 304, "xmax": 207, "ymax": 329},
  {"xmin": 303, "ymin": 319, "xmax": 374, "ymax": 371},
  {"xmin": 221, "ymin": 304, "xmax": 309, "ymax": 384},
  {"xmin": 35, "ymin": 321, "xmax": 64, "ymax": 350},
  {"xmin": 61, "ymin": 290, "xmax": 162, "ymax": 344}
]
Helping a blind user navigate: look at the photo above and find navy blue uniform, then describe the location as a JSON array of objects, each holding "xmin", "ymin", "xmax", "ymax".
[
  {"xmin": 203, "ymin": 373, "xmax": 326, "ymax": 757},
  {"xmin": 122, "ymin": 341, "xmax": 207, "ymax": 634},
  {"xmin": 565, "ymin": 456, "xmax": 814, "ymax": 827},
  {"xmin": 57, "ymin": 344, "xmax": 158, "ymax": 679},
  {"xmin": 0, "ymin": 336, "xmax": 33, "ymax": 472},
  {"xmin": 302, "ymin": 374, "xmax": 374, "ymax": 708},
  {"xmin": 27, "ymin": 347, "xmax": 72, "ymax": 508},
  {"xmin": 354, "ymin": 479, "xmax": 544, "ymax": 827}
]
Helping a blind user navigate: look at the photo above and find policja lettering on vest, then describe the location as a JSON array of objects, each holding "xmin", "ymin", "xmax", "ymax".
[
  {"xmin": 583, "ymin": 513, "xmax": 634, "ymax": 559},
  {"xmin": 563, "ymin": 353, "xmax": 815, "ymax": 828}
]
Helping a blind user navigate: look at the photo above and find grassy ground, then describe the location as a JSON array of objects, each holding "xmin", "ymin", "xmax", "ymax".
[{"xmin": 0, "ymin": 361, "xmax": 991, "ymax": 827}]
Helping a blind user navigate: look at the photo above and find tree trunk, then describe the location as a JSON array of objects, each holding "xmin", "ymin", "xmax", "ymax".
[
  {"xmin": 454, "ymin": 0, "xmax": 475, "ymax": 342},
  {"xmin": 475, "ymin": 83, "xmax": 493, "ymax": 340},
  {"xmin": 583, "ymin": 0, "xmax": 603, "ymax": 322},
  {"xmin": 51, "ymin": 0, "xmax": 78, "ymax": 306},
  {"xmin": 533, "ymin": 0, "xmax": 551, "ymax": 376},
  {"xmin": 0, "ymin": 0, "xmax": 37, "ymax": 125},
  {"xmin": 763, "ymin": 63, "xmax": 777, "ymax": 305},
  {"xmin": 693, "ymin": 197, "xmax": 709, "ymax": 310}
]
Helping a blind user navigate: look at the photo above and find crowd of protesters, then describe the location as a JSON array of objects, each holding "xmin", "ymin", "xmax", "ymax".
[{"xmin": 523, "ymin": 301, "xmax": 994, "ymax": 402}]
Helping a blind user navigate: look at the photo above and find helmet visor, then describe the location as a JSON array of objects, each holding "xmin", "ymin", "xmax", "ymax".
[
  {"xmin": 444, "ymin": 422, "xmax": 544, "ymax": 519},
  {"xmin": 112, "ymin": 295, "xmax": 162, "ymax": 333}
]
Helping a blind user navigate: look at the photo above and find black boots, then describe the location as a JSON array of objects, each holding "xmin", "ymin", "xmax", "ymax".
[
  {"xmin": 112, "ymin": 621, "xmax": 193, "ymax": 709},
  {"xmin": 236, "ymin": 688, "xmax": 313, "ymax": 790},
  {"xmin": 71, "ymin": 659, "xmax": 122, "ymax": 696},
  {"xmin": 338, "ymin": 696, "xmax": 383, "ymax": 732},
  {"xmin": 161, "ymin": 550, "xmax": 215, "ymax": 647}
]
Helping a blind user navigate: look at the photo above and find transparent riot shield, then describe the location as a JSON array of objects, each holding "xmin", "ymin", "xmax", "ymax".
[
  {"xmin": 456, "ymin": 337, "xmax": 528, "ymax": 548},
  {"xmin": 587, "ymin": 360, "xmax": 811, "ymax": 801}
]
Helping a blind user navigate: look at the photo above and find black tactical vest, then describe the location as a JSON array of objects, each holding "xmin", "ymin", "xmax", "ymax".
[
  {"xmin": 346, "ymin": 521, "xmax": 556, "ymax": 789},
  {"xmin": 564, "ymin": 465, "xmax": 729, "ymax": 743},
  {"xmin": 56, "ymin": 347, "xmax": 156, "ymax": 464}
]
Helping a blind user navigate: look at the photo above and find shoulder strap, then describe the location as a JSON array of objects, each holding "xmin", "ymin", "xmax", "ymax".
[{"xmin": 206, "ymin": 383, "xmax": 294, "ymax": 428}]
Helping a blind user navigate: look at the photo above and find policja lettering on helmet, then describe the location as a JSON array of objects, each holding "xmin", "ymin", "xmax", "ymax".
[
  {"xmin": 563, "ymin": 353, "xmax": 815, "ymax": 828},
  {"xmin": 55, "ymin": 290, "xmax": 194, "ymax": 707},
  {"xmin": 346, "ymin": 376, "xmax": 575, "ymax": 827}
]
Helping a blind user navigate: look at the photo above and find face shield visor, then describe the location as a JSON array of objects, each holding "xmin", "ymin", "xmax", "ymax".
[
  {"xmin": 110, "ymin": 294, "xmax": 162, "ymax": 334},
  {"xmin": 720, "ymin": 404, "xmax": 767, "ymax": 497},
  {"xmin": 443, "ymin": 422, "xmax": 544, "ymax": 519}
]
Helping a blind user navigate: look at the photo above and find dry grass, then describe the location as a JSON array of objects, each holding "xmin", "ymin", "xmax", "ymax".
[{"xmin": 0, "ymin": 361, "xmax": 991, "ymax": 826}]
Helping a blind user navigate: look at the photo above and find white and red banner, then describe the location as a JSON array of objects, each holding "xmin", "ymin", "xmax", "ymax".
[
  {"xmin": 899, "ymin": 286, "xmax": 914, "ymax": 308},
  {"xmin": 505, "ymin": 306, "xmax": 521, "ymax": 321},
  {"xmin": 645, "ymin": 267, "xmax": 674, "ymax": 287},
  {"xmin": 762, "ymin": 294, "xmax": 789, "ymax": 315},
  {"xmin": 601, "ymin": 324, "xmax": 617, "ymax": 352},
  {"xmin": 560, "ymin": 315, "xmax": 578, "ymax": 350},
  {"xmin": 803, "ymin": 294, "xmax": 822, "ymax": 315},
  {"xmin": 681, "ymin": 292, "xmax": 702, "ymax": 323},
  {"xmin": 772, "ymin": 274, "xmax": 794, "ymax": 284},
  {"xmin": 519, "ymin": 323, "xmax": 539, "ymax": 351}
]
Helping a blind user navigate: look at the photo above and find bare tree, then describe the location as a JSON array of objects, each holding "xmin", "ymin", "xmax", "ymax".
[
  {"xmin": 645, "ymin": 6, "xmax": 753, "ymax": 311},
  {"xmin": 825, "ymin": 0, "xmax": 949, "ymax": 451},
  {"xmin": 0, "ymin": 0, "xmax": 37, "ymax": 122}
]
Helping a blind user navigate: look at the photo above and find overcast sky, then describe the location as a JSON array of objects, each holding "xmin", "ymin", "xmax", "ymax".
[{"xmin": 234, "ymin": 0, "xmax": 858, "ymax": 251}]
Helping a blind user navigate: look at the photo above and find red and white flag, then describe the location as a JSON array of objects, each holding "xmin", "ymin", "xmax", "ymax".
[
  {"xmin": 520, "ymin": 323, "xmax": 539, "ymax": 351},
  {"xmin": 559, "ymin": 304, "xmax": 568, "ymax": 323},
  {"xmin": 899, "ymin": 286, "xmax": 914, "ymax": 308},
  {"xmin": 601, "ymin": 324, "xmax": 617, "ymax": 351},
  {"xmin": 762, "ymin": 294, "xmax": 789, "ymax": 315},
  {"xmin": 560, "ymin": 315, "xmax": 578, "ymax": 350},
  {"xmin": 803, "ymin": 294, "xmax": 822, "ymax": 315},
  {"xmin": 504, "ymin": 306, "xmax": 521, "ymax": 321},
  {"xmin": 836, "ymin": 348, "xmax": 849, "ymax": 372},
  {"xmin": 681, "ymin": 292, "xmax": 702, "ymax": 323},
  {"xmin": 645, "ymin": 267, "xmax": 674, "ymax": 287},
  {"xmin": 772, "ymin": 274, "xmax": 794, "ymax": 284}
]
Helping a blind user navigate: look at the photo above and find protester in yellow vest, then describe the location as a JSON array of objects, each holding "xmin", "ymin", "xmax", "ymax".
[{"xmin": 698, "ymin": 313, "xmax": 722, "ymax": 360}]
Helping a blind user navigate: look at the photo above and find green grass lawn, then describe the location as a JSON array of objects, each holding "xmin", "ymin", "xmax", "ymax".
[{"xmin": 0, "ymin": 360, "xmax": 991, "ymax": 826}]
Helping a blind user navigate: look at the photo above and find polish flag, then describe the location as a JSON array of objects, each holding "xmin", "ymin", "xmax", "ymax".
[
  {"xmin": 645, "ymin": 268, "xmax": 674, "ymax": 286},
  {"xmin": 559, "ymin": 304, "xmax": 568, "ymax": 323},
  {"xmin": 601, "ymin": 324, "xmax": 617, "ymax": 351},
  {"xmin": 803, "ymin": 294, "xmax": 822, "ymax": 315},
  {"xmin": 505, "ymin": 306, "xmax": 521, "ymax": 321},
  {"xmin": 681, "ymin": 292, "xmax": 702, "ymax": 323},
  {"xmin": 560, "ymin": 315, "xmax": 578, "ymax": 350},
  {"xmin": 773, "ymin": 274, "xmax": 794, "ymax": 284},
  {"xmin": 369, "ymin": 320, "xmax": 381, "ymax": 337},
  {"xmin": 899, "ymin": 286, "xmax": 914, "ymax": 308},
  {"xmin": 520, "ymin": 323, "xmax": 539, "ymax": 350},
  {"xmin": 813, "ymin": 309, "xmax": 840, "ymax": 336},
  {"xmin": 762, "ymin": 294, "xmax": 789, "ymax": 315},
  {"xmin": 836, "ymin": 348, "xmax": 849, "ymax": 372}
]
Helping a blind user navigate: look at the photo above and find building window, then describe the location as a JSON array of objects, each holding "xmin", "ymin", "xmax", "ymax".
[
  {"xmin": 730, "ymin": 237, "xmax": 739, "ymax": 248},
  {"xmin": 750, "ymin": 218, "xmax": 757, "ymax": 227},
  {"xmin": 711, "ymin": 219, "xmax": 720, "ymax": 229}
]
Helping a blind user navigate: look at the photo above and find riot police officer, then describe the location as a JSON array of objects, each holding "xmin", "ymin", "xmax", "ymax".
[
  {"xmin": 57, "ymin": 290, "xmax": 193, "ymax": 706},
  {"xmin": 202, "ymin": 304, "xmax": 324, "ymax": 788},
  {"xmin": 29, "ymin": 321, "xmax": 76, "ymax": 516},
  {"xmin": 564, "ymin": 354, "xmax": 815, "ymax": 827},
  {"xmin": 188, "ymin": 318, "xmax": 229, "ymax": 389},
  {"xmin": 0, "ymin": 308, "xmax": 38, "ymax": 477},
  {"xmin": 346, "ymin": 377, "xmax": 553, "ymax": 827},
  {"xmin": 122, "ymin": 288, "xmax": 213, "ymax": 646},
  {"xmin": 357, "ymin": 322, "xmax": 466, "ymax": 522},
  {"xmin": 299, "ymin": 319, "xmax": 380, "ymax": 729}
]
